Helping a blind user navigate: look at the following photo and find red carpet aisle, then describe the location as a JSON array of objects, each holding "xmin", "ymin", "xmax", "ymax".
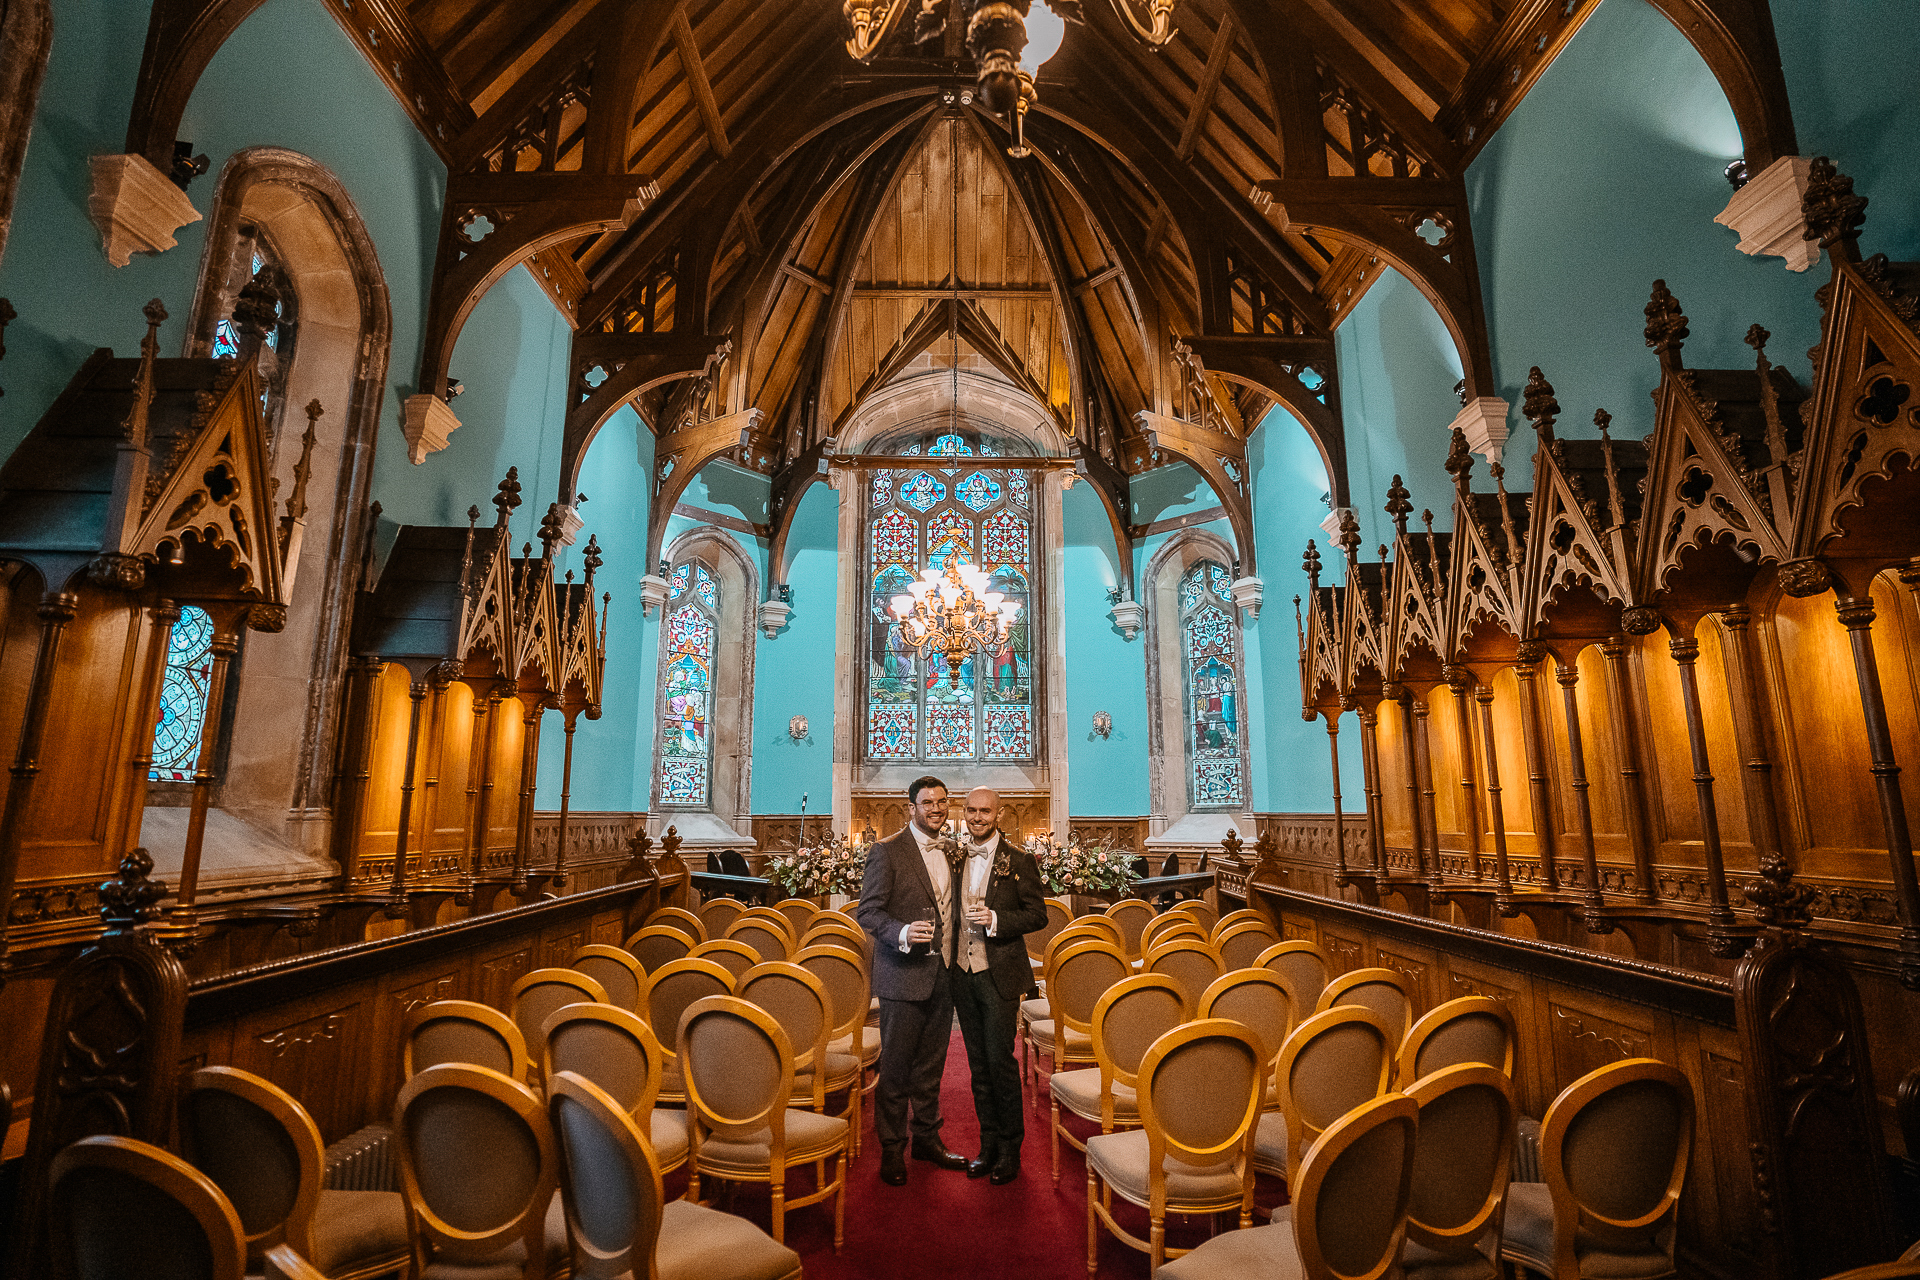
[{"xmin": 663, "ymin": 1026, "xmax": 1288, "ymax": 1279}]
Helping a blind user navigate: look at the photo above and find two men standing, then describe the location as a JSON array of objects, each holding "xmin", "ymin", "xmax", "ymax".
[{"xmin": 856, "ymin": 777, "xmax": 1047, "ymax": 1187}]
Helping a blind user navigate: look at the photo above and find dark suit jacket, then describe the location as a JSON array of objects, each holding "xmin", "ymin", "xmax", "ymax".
[
  {"xmin": 953, "ymin": 834, "xmax": 1049, "ymax": 1000},
  {"xmin": 856, "ymin": 826, "xmax": 951, "ymax": 1001}
]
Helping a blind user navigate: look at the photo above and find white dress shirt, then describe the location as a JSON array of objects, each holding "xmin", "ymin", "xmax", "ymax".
[
  {"xmin": 960, "ymin": 831, "xmax": 1001, "ymax": 973},
  {"xmin": 897, "ymin": 822, "xmax": 954, "ymax": 959}
]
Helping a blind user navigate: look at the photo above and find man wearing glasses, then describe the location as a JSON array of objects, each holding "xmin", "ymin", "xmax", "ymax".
[{"xmin": 856, "ymin": 775, "xmax": 972, "ymax": 1186}]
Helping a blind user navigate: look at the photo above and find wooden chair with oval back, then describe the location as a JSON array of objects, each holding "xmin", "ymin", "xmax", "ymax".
[
  {"xmin": 569, "ymin": 944, "xmax": 647, "ymax": 1013},
  {"xmin": 1142, "ymin": 937, "xmax": 1224, "ymax": 1010},
  {"xmin": 1180, "ymin": 898, "xmax": 1218, "ymax": 932},
  {"xmin": 1256, "ymin": 1005, "xmax": 1396, "ymax": 1186},
  {"xmin": 1103, "ymin": 899, "xmax": 1155, "ymax": 960},
  {"xmin": 507, "ymin": 969, "xmax": 608, "ymax": 1089},
  {"xmin": 541, "ymin": 1002, "xmax": 688, "ymax": 1175},
  {"xmin": 1139, "ymin": 913, "xmax": 1204, "ymax": 955},
  {"xmin": 1084, "ymin": 1019, "xmax": 1267, "ymax": 1273},
  {"xmin": 1258, "ymin": 940, "xmax": 1331, "ymax": 1009},
  {"xmin": 402, "ymin": 999, "xmax": 532, "ymax": 1084},
  {"xmin": 1499, "ymin": 1059, "xmax": 1696, "ymax": 1280},
  {"xmin": 1197, "ymin": 968, "xmax": 1298, "ymax": 1111},
  {"xmin": 626, "ymin": 924, "xmax": 700, "ymax": 976},
  {"xmin": 1026, "ymin": 939, "xmax": 1131, "ymax": 1107},
  {"xmin": 1214, "ymin": 918, "xmax": 1281, "ymax": 972},
  {"xmin": 697, "ymin": 897, "xmax": 747, "ymax": 938},
  {"xmin": 1398, "ymin": 996, "xmax": 1518, "ymax": 1086},
  {"xmin": 639, "ymin": 957, "xmax": 735, "ymax": 1106},
  {"xmin": 772, "ymin": 898, "xmax": 821, "ymax": 937},
  {"xmin": 1399, "ymin": 1064, "xmax": 1517, "ymax": 1280},
  {"xmin": 690, "ymin": 938, "xmax": 762, "ymax": 983},
  {"xmin": 1046, "ymin": 973, "xmax": 1188, "ymax": 1187},
  {"xmin": 49, "ymin": 1135, "xmax": 328, "ymax": 1280},
  {"xmin": 646, "ymin": 906, "xmax": 710, "ymax": 944},
  {"xmin": 1021, "ymin": 919, "xmax": 1126, "ymax": 1087},
  {"xmin": 798, "ymin": 918, "xmax": 868, "ymax": 963},
  {"xmin": 178, "ymin": 1067, "xmax": 410, "ymax": 1280},
  {"xmin": 678, "ymin": 996, "xmax": 850, "ymax": 1251},
  {"xmin": 1211, "ymin": 907, "xmax": 1263, "ymax": 936},
  {"xmin": 738, "ymin": 960, "xmax": 861, "ymax": 1188},
  {"xmin": 1155, "ymin": 1092, "xmax": 1421, "ymax": 1280},
  {"xmin": 392, "ymin": 1063, "xmax": 571, "ymax": 1280},
  {"xmin": 726, "ymin": 910, "xmax": 796, "ymax": 964},
  {"xmin": 546, "ymin": 1072, "xmax": 802, "ymax": 1280},
  {"xmin": 1315, "ymin": 967, "xmax": 1415, "ymax": 1050},
  {"xmin": 795, "ymin": 943, "xmax": 873, "ymax": 1154},
  {"xmin": 1028, "ymin": 897, "xmax": 1074, "ymax": 978}
]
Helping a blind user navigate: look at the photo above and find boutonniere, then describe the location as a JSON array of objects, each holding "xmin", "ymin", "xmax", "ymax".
[
  {"xmin": 992, "ymin": 850, "xmax": 1012, "ymax": 878},
  {"xmin": 931, "ymin": 829, "xmax": 965, "ymax": 874}
]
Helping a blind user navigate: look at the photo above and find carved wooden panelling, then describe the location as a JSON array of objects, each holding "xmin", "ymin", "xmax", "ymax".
[
  {"xmin": 238, "ymin": 999, "xmax": 368, "ymax": 1141},
  {"xmin": 479, "ymin": 946, "xmax": 535, "ymax": 1011},
  {"xmin": 1548, "ymin": 1001, "xmax": 1652, "ymax": 1087},
  {"xmin": 1696, "ymin": 1045, "xmax": 1758, "ymax": 1262},
  {"xmin": 1323, "ymin": 932, "xmax": 1365, "ymax": 975},
  {"xmin": 1281, "ymin": 917, "xmax": 1317, "ymax": 945},
  {"xmin": 543, "ymin": 928, "xmax": 588, "ymax": 967},
  {"xmin": 1375, "ymin": 948, "xmax": 1434, "ymax": 1017}
]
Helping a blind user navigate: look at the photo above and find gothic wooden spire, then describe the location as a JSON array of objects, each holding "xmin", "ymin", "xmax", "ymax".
[
  {"xmin": 1644, "ymin": 279, "xmax": 1689, "ymax": 371},
  {"xmin": 1385, "ymin": 474, "xmax": 1412, "ymax": 538},
  {"xmin": 1522, "ymin": 366, "xmax": 1560, "ymax": 443},
  {"xmin": 1302, "ymin": 539, "xmax": 1322, "ymax": 591}
]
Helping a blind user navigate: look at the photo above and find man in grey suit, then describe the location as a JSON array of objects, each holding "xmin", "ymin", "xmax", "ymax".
[{"xmin": 856, "ymin": 775, "xmax": 972, "ymax": 1186}]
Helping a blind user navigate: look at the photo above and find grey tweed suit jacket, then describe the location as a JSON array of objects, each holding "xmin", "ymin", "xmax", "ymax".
[{"xmin": 855, "ymin": 827, "xmax": 950, "ymax": 1002}]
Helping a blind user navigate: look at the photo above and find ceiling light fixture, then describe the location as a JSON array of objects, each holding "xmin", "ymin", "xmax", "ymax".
[{"xmin": 845, "ymin": 0, "xmax": 1177, "ymax": 157}]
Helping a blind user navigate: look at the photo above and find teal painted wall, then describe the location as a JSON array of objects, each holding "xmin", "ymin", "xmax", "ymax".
[
  {"xmin": 536, "ymin": 406, "xmax": 656, "ymax": 811},
  {"xmin": 1063, "ymin": 481, "xmax": 1148, "ymax": 814},
  {"xmin": 1129, "ymin": 461, "xmax": 1215, "ymax": 525},
  {"xmin": 1334, "ymin": 266, "xmax": 1463, "ymax": 546},
  {"xmin": 749, "ymin": 482, "xmax": 838, "ymax": 813},
  {"xmin": 1465, "ymin": 0, "xmax": 1818, "ymax": 470}
]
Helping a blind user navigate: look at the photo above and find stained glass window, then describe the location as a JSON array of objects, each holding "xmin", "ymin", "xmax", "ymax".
[
  {"xmin": 152, "ymin": 606, "xmax": 215, "ymax": 781},
  {"xmin": 659, "ymin": 562, "xmax": 719, "ymax": 807},
  {"xmin": 865, "ymin": 430, "xmax": 1035, "ymax": 763},
  {"xmin": 1181, "ymin": 561, "xmax": 1245, "ymax": 809}
]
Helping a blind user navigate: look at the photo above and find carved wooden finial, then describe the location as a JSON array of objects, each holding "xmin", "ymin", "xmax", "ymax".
[
  {"xmin": 1801, "ymin": 156, "xmax": 1866, "ymax": 255},
  {"xmin": 1292, "ymin": 593, "xmax": 1304, "ymax": 646},
  {"xmin": 1302, "ymin": 539, "xmax": 1322, "ymax": 590},
  {"xmin": 1522, "ymin": 366, "xmax": 1560, "ymax": 440},
  {"xmin": 1385, "ymin": 474, "xmax": 1413, "ymax": 537},
  {"xmin": 1491, "ymin": 461, "xmax": 1522, "ymax": 570},
  {"xmin": 99, "ymin": 847, "xmax": 169, "ymax": 933},
  {"xmin": 1421, "ymin": 509, "xmax": 1442, "ymax": 588},
  {"xmin": 492, "ymin": 466, "xmax": 523, "ymax": 528},
  {"xmin": 582, "ymin": 533, "xmax": 604, "ymax": 589},
  {"xmin": 1643, "ymin": 280, "xmax": 1688, "ymax": 359},
  {"xmin": 538, "ymin": 501, "xmax": 566, "ymax": 560},
  {"xmin": 285, "ymin": 401, "xmax": 321, "ymax": 526},
  {"xmin": 1594, "ymin": 409, "xmax": 1628, "ymax": 526},
  {"xmin": 1745, "ymin": 325, "xmax": 1792, "ymax": 468},
  {"xmin": 123, "ymin": 298, "xmax": 169, "ymax": 447},
  {"xmin": 1336, "ymin": 507, "xmax": 1362, "ymax": 562},
  {"xmin": 1745, "ymin": 854, "xmax": 1816, "ymax": 931},
  {"xmin": 1444, "ymin": 425, "xmax": 1474, "ymax": 493}
]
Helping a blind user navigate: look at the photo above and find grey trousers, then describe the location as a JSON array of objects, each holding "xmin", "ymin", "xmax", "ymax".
[{"xmin": 874, "ymin": 979, "xmax": 955, "ymax": 1149}]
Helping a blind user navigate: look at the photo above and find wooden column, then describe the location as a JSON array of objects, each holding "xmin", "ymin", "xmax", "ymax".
[
  {"xmin": 1356, "ymin": 704, "xmax": 1387, "ymax": 884},
  {"xmin": 1444, "ymin": 668, "xmax": 1485, "ymax": 880},
  {"xmin": 1834, "ymin": 592, "xmax": 1920, "ymax": 985},
  {"xmin": 173, "ymin": 622, "xmax": 242, "ymax": 932},
  {"xmin": 512, "ymin": 698, "xmax": 544, "ymax": 890},
  {"xmin": 1474, "ymin": 682, "xmax": 1516, "ymax": 912},
  {"xmin": 1514, "ymin": 645, "xmax": 1560, "ymax": 891},
  {"xmin": 111, "ymin": 601, "xmax": 181, "ymax": 862},
  {"xmin": 1391, "ymin": 686, "xmax": 1427, "ymax": 879},
  {"xmin": 0, "ymin": 592, "xmax": 79, "ymax": 966},
  {"xmin": 329, "ymin": 656, "xmax": 383, "ymax": 890},
  {"xmin": 384, "ymin": 678, "xmax": 430, "ymax": 915},
  {"xmin": 1599, "ymin": 635, "xmax": 1658, "ymax": 902},
  {"xmin": 1556, "ymin": 657, "xmax": 1610, "ymax": 934},
  {"xmin": 554, "ymin": 712, "xmax": 579, "ymax": 888},
  {"xmin": 464, "ymin": 689, "xmax": 502, "ymax": 895},
  {"xmin": 1410, "ymin": 691, "xmax": 1442, "ymax": 888},
  {"xmin": 416, "ymin": 671, "xmax": 454, "ymax": 878},
  {"xmin": 1718, "ymin": 605, "xmax": 1787, "ymax": 869},
  {"xmin": 1667, "ymin": 627, "xmax": 1740, "ymax": 953}
]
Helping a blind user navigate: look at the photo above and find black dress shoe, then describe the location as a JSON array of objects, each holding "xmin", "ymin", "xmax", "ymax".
[
  {"xmin": 966, "ymin": 1149, "xmax": 997, "ymax": 1179},
  {"xmin": 989, "ymin": 1153, "xmax": 1021, "ymax": 1185},
  {"xmin": 880, "ymin": 1148, "xmax": 908, "ymax": 1186},
  {"xmin": 910, "ymin": 1139, "xmax": 969, "ymax": 1170}
]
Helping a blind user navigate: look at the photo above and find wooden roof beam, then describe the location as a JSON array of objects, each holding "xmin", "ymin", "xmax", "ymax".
[
  {"xmin": 1269, "ymin": 0, "xmax": 1461, "ymax": 176},
  {"xmin": 1174, "ymin": 12, "xmax": 1238, "ymax": 163},
  {"xmin": 671, "ymin": 4, "xmax": 732, "ymax": 160}
]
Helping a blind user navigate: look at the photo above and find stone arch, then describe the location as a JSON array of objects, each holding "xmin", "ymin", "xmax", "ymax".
[
  {"xmin": 1142, "ymin": 527, "xmax": 1254, "ymax": 841},
  {"xmin": 652, "ymin": 526, "xmax": 759, "ymax": 845},
  {"xmin": 0, "ymin": 0, "xmax": 52, "ymax": 264},
  {"xmin": 171, "ymin": 147, "xmax": 392, "ymax": 865}
]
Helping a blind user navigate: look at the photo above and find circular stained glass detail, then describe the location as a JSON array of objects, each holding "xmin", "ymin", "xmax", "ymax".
[
  {"xmin": 899, "ymin": 472, "xmax": 945, "ymax": 512},
  {"xmin": 956, "ymin": 472, "xmax": 1002, "ymax": 511}
]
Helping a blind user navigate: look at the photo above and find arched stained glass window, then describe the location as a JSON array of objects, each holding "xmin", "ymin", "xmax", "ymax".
[
  {"xmin": 660, "ymin": 561, "xmax": 719, "ymax": 806},
  {"xmin": 864, "ymin": 430, "xmax": 1034, "ymax": 763},
  {"xmin": 1181, "ymin": 561, "xmax": 1245, "ymax": 808},
  {"xmin": 152, "ymin": 605, "xmax": 215, "ymax": 780}
]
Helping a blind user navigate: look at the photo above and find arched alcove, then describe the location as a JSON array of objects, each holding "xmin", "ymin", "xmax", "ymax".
[{"xmin": 150, "ymin": 147, "xmax": 391, "ymax": 880}]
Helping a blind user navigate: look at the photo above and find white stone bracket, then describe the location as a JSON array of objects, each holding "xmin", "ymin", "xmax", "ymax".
[
  {"xmin": 1110, "ymin": 599, "xmax": 1146, "ymax": 640},
  {"xmin": 401, "ymin": 393, "xmax": 462, "ymax": 465},
  {"xmin": 758, "ymin": 598, "xmax": 792, "ymax": 638},
  {"xmin": 88, "ymin": 154, "xmax": 202, "ymax": 267},
  {"xmin": 1452, "ymin": 397, "xmax": 1511, "ymax": 467},
  {"xmin": 1716, "ymin": 156, "xmax": 1819, "ymax": 272},
  {"xmin": 639, "ymin": 573, "xmax": 670, "ymax": 618},
  {"xmin": 1229, "ymin": 575, "xmax": 1264, "ymax": 619}
]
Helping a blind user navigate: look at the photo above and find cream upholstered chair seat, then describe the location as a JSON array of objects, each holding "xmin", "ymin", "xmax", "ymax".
[
  {"xmin": 1154, "ymin": 1223, "xmax": 1304, "ymax": 1278},
  {"xmin": 301, "ymin": 1191, "xmax": 411, "ymax": 1276},
  {"xmin": 795, "ymin": 1050, "xmax": 863, "ymax": 1088},
  {"xmin": 1049, "ymin": 1068, "xmax": 1136, "ymax": 1120},
  {"xmin": 693, "ymin": 1108, "xmax": 850, "ymax": 1176},
  {"xmin": 1020, "ymin": 995, "xmax": 1048, "ymax": 1021},
  {"xmin": 414, "ymin": 1193, "xmax": 568, "ymax": 1280},
  {"xmin": 656, "ymin": 1199, "xmax": 804, "ymax": 1280},
  {"xmin": 1025, "ymin": 1019, "xmax": 1091, "ymax": 1056},
  {"xmin": 650, "ymin": 1110, "xmax": 692, "ymax": 1171},
  {"xmin": 1086, "ymin": 1128, "xmax": 1243, "ymax": 1203},
  {"xmin": 1501, "ymin": 1182, "xmax": 1676, "ymax": 1280},
  {"xmin": 825, "ymin": 1031, "xmax": 880, "ymax": 1067},
  {"xmin": 1252, "ymin": 1110, "xmax": 1289, "ymax": 1172},
  {"xmin": 1400, "ymin": 1236, "xmax": 1505, "ymax": 1280}
]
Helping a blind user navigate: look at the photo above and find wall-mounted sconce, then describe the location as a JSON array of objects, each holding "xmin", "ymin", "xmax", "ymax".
[{"xmin": 1090, "ymin": 711, "xmax": 1113, "ymax": 740}]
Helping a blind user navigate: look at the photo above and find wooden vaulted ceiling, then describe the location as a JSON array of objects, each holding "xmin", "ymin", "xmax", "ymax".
[{"xmin": 123, "ymin": 0, "xmax": 1787, "ymax": 578}]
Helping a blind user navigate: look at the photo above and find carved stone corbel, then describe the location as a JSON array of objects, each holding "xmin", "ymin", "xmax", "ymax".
[{"xmin": 87, "ymin": 153, "xmax": 202, "ymax": 266}]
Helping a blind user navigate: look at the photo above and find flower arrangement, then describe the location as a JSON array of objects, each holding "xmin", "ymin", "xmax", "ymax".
[
  {"xmin": 1025, "ymin": 831, "xmax": 1139, "ymax": 896},
  {"xmin": 765, "ymin": 832, "xmax": 866, "ymax": 898}
]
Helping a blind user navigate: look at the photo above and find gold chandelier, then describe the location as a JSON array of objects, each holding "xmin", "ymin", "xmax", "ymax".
[
  {"xmin": 889, "ymin": 556, "xmax": 1021, "ymax": 689},
  {"xmin": 843, "ymin": 0, "xmax": 1177, "ymax": 155}
]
